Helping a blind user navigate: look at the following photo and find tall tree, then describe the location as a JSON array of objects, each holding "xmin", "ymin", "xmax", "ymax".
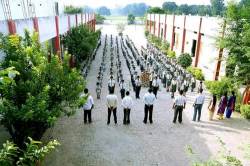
[
  {"xmin": 127, "ymin": 13, "xmax": 135, "ymax": 24},
  {"xmin": 147, "ymin": 7, "xmax": 165, "ymax": 14},
  {"xmin": 98, "ymin": 6, "xmax": 111, "ymax": 16},
  {"xmin": 162, "ymin": 2, "xmax": 178, "ymax": 12},
  {"xmin": 210, "ymin": 0, "xmax": 225, "ymax": 15},
  {"xmin": 177, "ymin": 4, "xmax": 190, "ymax": 15}
]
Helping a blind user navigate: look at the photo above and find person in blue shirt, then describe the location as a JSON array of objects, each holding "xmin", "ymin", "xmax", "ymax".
[{"xmin": 143, "ymin": 88, "xmax": 156, "ymax": 124}]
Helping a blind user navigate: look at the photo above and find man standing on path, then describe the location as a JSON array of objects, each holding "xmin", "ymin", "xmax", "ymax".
[
  {"xmin": 172, "ymin": 90, "xmax": 186, "ymax": 124},
  {"xmin": 121, "ymin": 91, "xmax": 133, "ymax": 125},
  {"xmin": 106, "ymin": 90, "xmax": 118, "ymax": 125},
  {"xmin": 193, "ymin": 89, "xmax": 205, "ymax": 121},
  {"xmin": 120, "ymin": 80, "xmax": 126, "ymax": 99},
  {"xmin": 82, "ymin": 88, "xmax": 94, "ymax": 124},
  {"xmin": 143, "ymin": 88, "xmax": 156, "ymax": 124}
]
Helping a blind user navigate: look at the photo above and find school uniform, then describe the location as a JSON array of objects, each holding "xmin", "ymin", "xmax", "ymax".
[
  {"xmin": 152, "ymin": 80, "xmax": 159, "ymax": 97},
  {"xmin": 135, "ymin": 79, "xmax": 141, "ymax": 99},
  {"xmin": 120, "ymin": 83, "xmax": 126, "ymax": 99}
]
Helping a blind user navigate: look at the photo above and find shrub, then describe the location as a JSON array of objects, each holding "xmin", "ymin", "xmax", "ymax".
[
  {"xmin": 240, "ymin": 105, "xmax": 250, "ymax": 119},
  {"xmin": 144, "ymin": 29, "xmax": 149, "ymax": 37},
  {"xmin": 161, "ymin": 39, "xmax": 170, "ymax": 55},
  {"xmin": 187, "ymin": 66, "xmax": 205, "ymax": 81},
  {"xmin": 168, "ymin": 51, "xmax": 176, "ymax": 60},
  {"xmin": 177, "ymin": 53, "xmax": 192, "ymax": 68}
]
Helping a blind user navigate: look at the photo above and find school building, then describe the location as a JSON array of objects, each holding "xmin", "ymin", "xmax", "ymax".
[{"xmin": 0, "ymin": 0, "xmax": 95, "ymax": 62}]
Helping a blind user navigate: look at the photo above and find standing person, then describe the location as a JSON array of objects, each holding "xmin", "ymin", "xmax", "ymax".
[
  {"xmin": 106, "ymin": 90, "xmax": 118, "ymax": 125},
  {"xmin": 193, "ymin": 89, "xmax": 205, "ymax": 121},
  {"xmin": 226, "ymin": 91, "xmax": 236, "ymax": 118},
  {"xmin": 149, "ymin": 71, "xmax": 154, "ymax": 88},
  {"xmin": 171, "ymin": 77, "xmax": 177, "ymax": 99},
  {"xmin": 198, "ymin": 81, "xmax": 203, "ymax": 93},
  {"xmin": 120, "ymin": 80, "xmax": 126, "ymax": 99},
  {"xmin": 217, "ymin": 92, "xmax": 228, "ymax": 120},
  {"xmin": 166, "ymin": 71, "xmax": 172, "ymax": 92},
  {"xmin": 108, "ymin": 76, "xmax": 115, "ymax": 94},
  {"xmin": 96, "ymin": 82, "xmax": 101, "ymax": 99},
  {"xmin": 183, "ymin": 77, "xmax": 189, "ymax": 96},
  {"xmin": 207, "ymin": 94, "xmax": 217, "ymax": 121},
  {"xmin": 82, "ymin": 88, "xmax": 94, "ymax": 124},
  {"xmin": 172, "ymin": 90, "xmax": 186, "ymax": 124},
  {"xmin": 142, "ymin": 88, "xmax": 156, "ymax": 124},
  {"xmin": 191, "ymin": 75, "xmax": 196, "ymax": 92},
  {"xmin": 121, "ymin": 91, "xmax": 133, "ymax": 125},
  {"xmin": 135, "ymin": 76, "xmax": 141, "ymax": 99},
  {"xmin": 152, "ymin": 76, "xmax": 159, "ymax": 98}
]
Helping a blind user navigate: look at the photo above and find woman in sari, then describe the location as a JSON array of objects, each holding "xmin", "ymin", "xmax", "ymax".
[
  {"xmin": 226, "ymin": 91, "xmax": 236, "ymax": 118},
  {"xmin": 217, "ymin": 92, "xmax": 228, "ymax": 120},
  {"xmin": 208, "ymin": 94, "xmax": 217, "ymax": 121}
]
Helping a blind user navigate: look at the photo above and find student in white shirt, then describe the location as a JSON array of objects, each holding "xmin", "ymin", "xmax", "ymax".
[
  {"xmin": 149, "ymin": 71, "xmax": 154, "ymax": 88},
  {"xmin": 172, "ymin": 90, "xmax": 186, "ymax": 123},
  {"xmin": 135, "ymin": 76, "xmax": 141, "ymax": 99},
  {"xmin": 143, "ymin": 88, "xmax": 156, "ymax": 124},
  {"xmin": 106, "ymin": 90, "xmax": 118, "ymax": 125},
  {"xmin": 152, "ymin": 76, "xmax": 159, "ymax": 98},
  {"xmin": 121, "ymin": 91, "xmax": 133, "ymax": 125},
  {"xmin": 108, "ymin": 76, "xmax": 115, "ymax": 94},
  {"xmin": 193, "ymin": 89, "xmax": 205, "ymax": 121},
  {"xmin": 81, "ymin": 88, "xmax": 94, "ymax": 124},
  {"xmin": 120, "ymin": 80, "xmax": 126, "ymax": 99},
  {"xmin": 171, "ymin": 77, "xmax": 177, "ymax": 99}
]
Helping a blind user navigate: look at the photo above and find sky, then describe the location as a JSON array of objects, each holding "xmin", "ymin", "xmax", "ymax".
[{"xmin": 57, "ymin": 0, "xmax": 212, "ymax": 9}]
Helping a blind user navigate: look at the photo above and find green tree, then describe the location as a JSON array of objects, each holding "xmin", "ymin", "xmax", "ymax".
[
  {"xmin": 63, "ymin": 5, "xmax": 83, "ymax": 14},
  {"xmin": 213, "ymin": 1, "xmax": 250, "ymax": 103},
  {"xmin": 147, "ymin": 7, "xmax": 166, "ymax": 14},
  {"xmin": 210, "ymin": 0, "xmax": 225, "ymax": 15},
  {"xmin": 127, "ymin": 13, "xmax": 135, "ymax": 24},
  {"xmin": 98, "ymin": 6, "xmax": 111, "ymax": 16},
  {"xmin": 162, "ymin": 2, "xmax": 178, "ymax": 12},
  {"xmin": 95, "ymin": 13, "xmax": 105, "ymax": 24},
  {"xmin": 177, "ymin": 53, "xmax": 192, "ymax": 68},
  {"xmin": 0, "ymin": 30, "xmax": 87, "ymax": 148},
  {"xmin": 177, "ymin": 4, "xmax": 190, "ymax": 15},
  {"xmin": 60, "ymin": 24, "xmax": 99, "ymax": 69}
]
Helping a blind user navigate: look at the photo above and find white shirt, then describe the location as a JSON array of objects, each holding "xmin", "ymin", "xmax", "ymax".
[
  {"xmin": 135, "ymin": 79, "xmax": 141, "ymax": 86},
  {"xmin": 121, "ymin": 96, "xmax": 133, "ymax": 109},
  {"xmin": 108, "ymin": 80, "xmax": 115, "ymax": 87},
  {"xmin": 194, "ymin": 93, "xmax": 205, "ymax": 105},
  {"xmin": 174, "ymin": 95, "xmax": 186, "ymax": 106},
  {"xmin": 143, "ymin": 92, "xmax": 156, "ymax": 105},
  {"xmin": 171, "ymin": 80, "xmax": 177, "ymax": 85},
  {"xmin": 82, "ymin": 94, "xmax": 94, "ymax": 110},
  {"xmin": 120, "ymin": 83, "xmax": 125, "ymax": 89},
  {"xmin": 106, "ymin": 94, "xmax": 118, "ymax": 108},
  {"xmin": 152, "ymin": 80, "xmax": 158, "ymax": 87}
]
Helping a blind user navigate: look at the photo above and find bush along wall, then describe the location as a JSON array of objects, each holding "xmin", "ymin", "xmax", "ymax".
[{"xmin": 0, "ymin": 30, "xmax": 87, "ymax": 149}]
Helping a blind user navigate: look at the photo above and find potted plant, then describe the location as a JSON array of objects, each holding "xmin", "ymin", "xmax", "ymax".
[{"xmin": 116, "ymin": 23, "xmax": 125, "ymax": 36}]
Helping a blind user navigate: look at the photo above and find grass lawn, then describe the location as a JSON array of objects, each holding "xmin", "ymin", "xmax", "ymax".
[{"xmin": 105, "ymin": 16, "xmax": 141, "ymax": 21}]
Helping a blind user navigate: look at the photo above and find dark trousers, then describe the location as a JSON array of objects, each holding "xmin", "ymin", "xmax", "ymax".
[
  {"xmin": 193, "ymin": 104, "xmax": 202, "ymax": 121},
  {"xmin": 109, "ymin": 86, "xmax": 114, "ymax": 94},
  {"xmin": 173, "ymin": 106, "xmax": 183, "ymax": 123},
  {"xmin": 153, "ymin": 86, "xmax": 158, "ymax": 97},
  {"xmin": 107, "ymin": 107, "xmax": 117, "ymax": 124},
  {"xmin": 144, "ymin": 105, "xmax": 153, "ymax": 123},
  {"xmin": 149, "ymin": 81, "xmax": 152, "ymax": 88},
  {"xmin": 123, "ymin": 109, "xmax": 131, "ymax": 124},
  {"xmin": 84, "ymin": 109, "xmax": 92, "ymax": 122},
  {"xmin": 121, "ymin": 89, "xmax": 125, "ymax": 99},
  {"xmin": 135, "ymin": 86, "xmax": 141, "ymax": 98}
]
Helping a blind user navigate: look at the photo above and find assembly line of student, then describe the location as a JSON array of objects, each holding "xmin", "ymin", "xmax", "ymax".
[{"xmin": 81, "ymin": 34, "xmax": 233, "ymax": 126}]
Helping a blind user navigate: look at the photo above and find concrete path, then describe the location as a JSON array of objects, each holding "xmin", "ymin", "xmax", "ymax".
[{"xmin": 41, "ymin": 25, "xmax": 250, "ymax": 166}]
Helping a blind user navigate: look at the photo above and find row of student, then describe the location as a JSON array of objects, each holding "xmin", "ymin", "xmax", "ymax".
[{"xmin": 96, "ymin": 34, "xmax": 108, "ymax": 99}]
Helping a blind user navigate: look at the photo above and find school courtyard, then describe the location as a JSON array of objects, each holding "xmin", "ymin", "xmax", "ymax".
[{"xmin": 40, "ymin": 25, "xmax": 250, "ymax": 166}]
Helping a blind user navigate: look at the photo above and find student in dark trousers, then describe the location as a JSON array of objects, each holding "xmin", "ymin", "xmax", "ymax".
[
  {"xmin": 135, "ymin": 76, "xmax": 141, "ymax": 99},
  {"xmin": 142, "ymin": 88, "xmax": 156, "ymax": 124},
  {"xmin": 106, "ymin": 90, "xmax": 118, "ymax": 125},
  {"xmin": 120, "ymin": 80, "xmax": 126, "ymax": 99}
]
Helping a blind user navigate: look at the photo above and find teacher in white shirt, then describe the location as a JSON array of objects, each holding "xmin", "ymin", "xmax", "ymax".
[
  {"xmin": 106, "ymin": 89, "xmax": 118, "ymax": 125},
  {"xmin": 121, "ymin": 91, "xmax": 133, "ymax": 125},
  {"xmin": 143, "ymin": 88, "xmax": 156, "ymax": 124}
]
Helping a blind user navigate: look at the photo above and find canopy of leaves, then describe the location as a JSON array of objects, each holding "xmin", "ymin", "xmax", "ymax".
[
  {"xmin": 63, "ymin": 5, "xmax": 83, "ymax": 14},
  {"xmin": 127, "ymin": 14, "xmax": 135, "ymax": 24},
  {"xmin": 162, "ymin": 2, "xmax": 178, "ymax": 12},
  {"xmin": 60, "ymin": 24, "xmax": 99, "ymax": 69},
  {"xmin": 147, "ymin": 7, "xmax": 166, "ymax": 14},
  {"xmin": 98, "ymin": 6, "xmax": 111, "ymax": 16},
  {"xmin": 116, "ymin": 23, "xmax": 126, "ymax": 33},
  {"xmin": 95, "ymin": 13, "xmax": 105, "ymax": 24},
  {"xmin": 210, "ymin": 0, "xmax": 226, "ymax": 16},
  {"xmin": 0, "ymin": 30, "xmax": 87, "ymax": 147},
  {"xmin": 177, "ymin": 53, "xmax": 192, "ymax": 68}
]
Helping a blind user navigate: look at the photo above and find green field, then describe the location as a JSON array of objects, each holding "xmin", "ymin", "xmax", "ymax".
[{"xmin": 105, "ymin": 16, "xmax": 141, "ymax": 21}]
